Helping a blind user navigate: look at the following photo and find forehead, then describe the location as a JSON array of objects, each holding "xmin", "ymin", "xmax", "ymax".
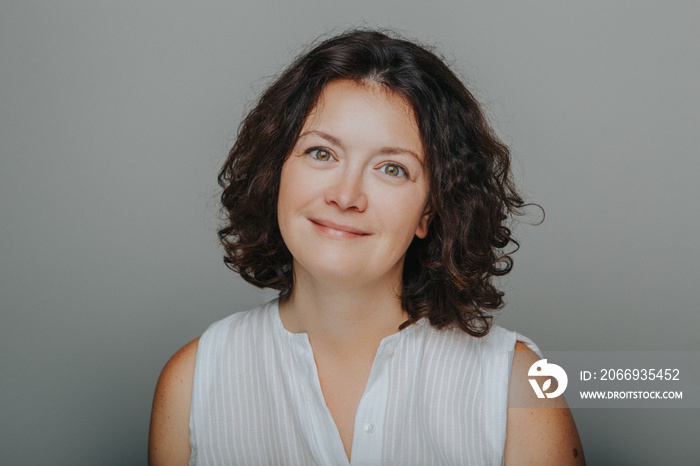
[
  {"xmin": 300, "ymin": 79, "xmax": 424, "ymax": 158},
  {"xmin": 306, "ymin": 79, "xmax": 417, "ymax": 124}
]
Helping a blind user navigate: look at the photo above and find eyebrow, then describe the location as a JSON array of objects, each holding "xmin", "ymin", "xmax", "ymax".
[{"xmin": 298, "ymin": 130, "xmax": 424, "ymax": 164}]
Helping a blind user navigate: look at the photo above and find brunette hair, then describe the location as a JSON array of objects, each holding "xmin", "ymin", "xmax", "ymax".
[{"xmin": 218, "ymin": 29, "xmax": 528, "ymax": 336}]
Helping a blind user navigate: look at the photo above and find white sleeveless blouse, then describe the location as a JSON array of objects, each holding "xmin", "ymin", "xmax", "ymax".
[{"xmin": 189, "ymin": 300, "xmax": 539, "ymax": 465}]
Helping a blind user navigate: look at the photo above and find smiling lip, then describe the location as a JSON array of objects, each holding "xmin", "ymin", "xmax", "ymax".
[{"xmin": 309, "ymin": 218, "xmax": 371, "ymax": 238}]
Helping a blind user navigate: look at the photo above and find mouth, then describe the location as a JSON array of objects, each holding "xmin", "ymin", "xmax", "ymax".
[{"xmin": 308, "ymin": 218, "xmax": 371, "ymax": 238}]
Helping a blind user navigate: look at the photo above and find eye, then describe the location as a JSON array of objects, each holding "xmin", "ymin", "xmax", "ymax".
[
  {"xmin": 306, "ymin": 147, "xmax": 334, "ymax": 162},
  {"xmin": 379, "ymin": 163, "xmax": 407, "ymax": 178}
]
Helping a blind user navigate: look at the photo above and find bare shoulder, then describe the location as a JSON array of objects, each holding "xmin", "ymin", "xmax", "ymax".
[
  {"xmin": 504, "ymin": 341, "xmax": 586, "ymax": 465},
  {"xmin": 148, "ymin": 338, "xmax": 199, "ymax": 466}
]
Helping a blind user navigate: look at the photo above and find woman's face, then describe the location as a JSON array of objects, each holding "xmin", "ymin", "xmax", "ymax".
[{"xmin": 277, "ymin": 79, "xmax": 431, "ymax": 289}]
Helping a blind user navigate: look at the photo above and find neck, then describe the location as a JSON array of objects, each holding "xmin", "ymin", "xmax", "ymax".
[{"xmin": 278, "ymin": 266, "xmax": 407, "ymax": 354}]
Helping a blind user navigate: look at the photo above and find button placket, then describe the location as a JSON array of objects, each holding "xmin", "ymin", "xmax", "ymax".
[{"xmin": 350, "ymin": 341, "xmax": 394, "ymax": 464}]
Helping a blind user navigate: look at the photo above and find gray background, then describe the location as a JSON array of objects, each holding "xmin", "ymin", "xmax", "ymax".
[{"xmin": 1, "ymin": 1, "xmax": 698, "ymax": 464}]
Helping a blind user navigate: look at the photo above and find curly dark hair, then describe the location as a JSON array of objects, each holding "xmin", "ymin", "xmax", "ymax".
[{"xmin": 218, "ymin": 29, "xmax": 528, "ymax": 336}]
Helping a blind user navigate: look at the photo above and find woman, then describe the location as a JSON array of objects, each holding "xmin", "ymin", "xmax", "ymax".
[{"xmin": 149, "ymin": 30, "xmax": 584, "ymax": 465}]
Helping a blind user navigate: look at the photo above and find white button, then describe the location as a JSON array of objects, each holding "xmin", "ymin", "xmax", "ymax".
[{"xmin": 364, "ymin": 423, "xmax": 375, "ymax": 434}]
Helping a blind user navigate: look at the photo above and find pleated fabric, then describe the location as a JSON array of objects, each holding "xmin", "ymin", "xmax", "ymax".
[{"xmin": 189, "ymin": 300, "xmax": 539, "ymax": 465}]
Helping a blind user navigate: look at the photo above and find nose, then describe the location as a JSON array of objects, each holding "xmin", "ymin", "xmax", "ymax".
[{"xmin": 324, "ymin": 169, "xmax": 368, "ymax": 212}]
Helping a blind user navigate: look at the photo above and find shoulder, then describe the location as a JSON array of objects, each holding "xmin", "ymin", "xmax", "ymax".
[
  {"xmin": 148, "ymin": 302, "xmax": 277, "ymax": 465},
  {"xmin": 504, "ymin": 341, "xmax": 586, "ymax": 465},
  {"xmin": 435, "ymin": 324, "xmax": 540, "ymax": 359},
  {"xmin": 148, "ymin": 337, "xmax": 199, "ymax": 465},
  {"xmin": 414, "ymin": 323, "xmax": 534, "ymax": 374},
  {"xmin": 196, "ymin": 302, "xmax": 278, "ymax": 358},
  {"xmin": 202, "ymin": 301, "xmax": 277, "ymax": 338},
  {"xmin": 157, "ymin": 338, "xmax": 200, "ymax": 394}
]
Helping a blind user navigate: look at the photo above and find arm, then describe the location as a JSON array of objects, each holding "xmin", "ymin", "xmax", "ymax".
[
  {"xmin": 148, "ymin": 338, "xmax": 199, "ymax": 466},
  {"xmin": 504, "ymin": 342, "xmax": 585, "ymax": 465}
]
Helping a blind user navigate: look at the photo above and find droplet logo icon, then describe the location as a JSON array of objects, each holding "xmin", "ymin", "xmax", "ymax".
[{"xmin": 528, "ymin": 359, "xmax": 568, "ymax": 398}]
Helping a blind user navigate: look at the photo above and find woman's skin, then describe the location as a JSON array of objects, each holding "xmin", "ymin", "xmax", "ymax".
[{"xmin": 148, "ymin": 79, "xmax": 584, "ymax": 465}]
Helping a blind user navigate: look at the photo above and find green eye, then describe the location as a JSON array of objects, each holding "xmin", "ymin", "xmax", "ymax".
[
  {"xmin": 308, "ymin": 148, "xmax": 333, "ymax": 161},
  {"xmin": 380, "ymin": 163, "xmax": 406, "ymax": 177}
]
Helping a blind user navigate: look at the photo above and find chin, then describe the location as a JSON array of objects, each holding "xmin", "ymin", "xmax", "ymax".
[
  {"xmin": 297, "ymin": 252, "xmax": 404, "ymax": 290},
  {"xmin": 312, "ymin": 256, "xmax": 366, "ymax": 279}
]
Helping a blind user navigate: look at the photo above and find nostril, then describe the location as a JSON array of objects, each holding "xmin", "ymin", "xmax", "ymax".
[{"xmin": 325, "ymin": 179, "xmax": 367, "ymax": 212}]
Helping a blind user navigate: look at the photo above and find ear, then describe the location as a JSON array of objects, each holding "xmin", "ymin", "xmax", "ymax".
[{"xmin": 415, "ymin": 204, "xmax": 433, "ymax": 239}]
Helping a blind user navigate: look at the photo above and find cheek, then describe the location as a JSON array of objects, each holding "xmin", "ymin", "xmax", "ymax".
[
  {"xmin": 377, "ymin": 194, "xmax": 428, "ymax": 243},
  {"xmin": 277, "ymin": 161, "xmax": 319, "ymax": 236},
  {"xmin": 278, "ymin": 162, "xmax": 303, "ymax": 209}
]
